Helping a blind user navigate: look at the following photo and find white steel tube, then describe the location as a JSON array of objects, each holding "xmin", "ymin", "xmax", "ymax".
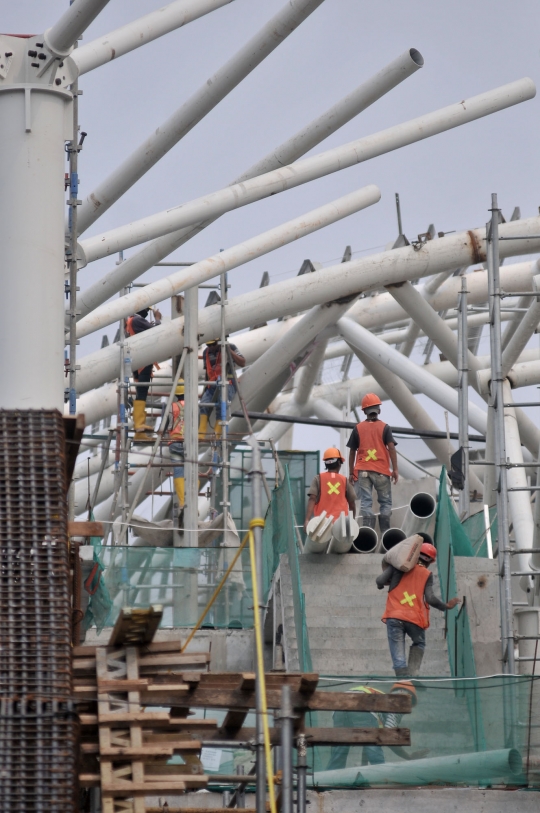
[
  {"xmin": 501, "ymin": 274, "xmax": 540, "ymax": 379},
  {"xmin": 75, "ymin": 221, "xmax": 540, "ymax": 395},
  {"xmin": 78, "ymin": 78, "xmax": 536, "ymax": 263},
  {"xmin": 338, "ymin": 317, "xmax": 488, "ymax": 434},
  {"xmin": 351, "ymin": 526, "xmax": 379, "ymax": 554},
  {"xmin": 0, "ymin": 42, "xmax": 71, "ymax": 409},
  {"xmin": 76, "ymin": 48, "xmax": 424, "ymax": 315},
  {"xmin": 75, "ymin": 185, "xmax": 381, "ymax": 338},
  {"xmin": 401, "ymin": 493, "xmax": 436, "ymax": 537},
  {"xmin": 399, "ymin": 269, "xmax": 456, "ymax": 356},
  {"xmin": 45, "ymin": 0, "xmax": 112, "ymax": 57},
  {"xmin": 381, "ymin": 528, "xmax": 407, "ymax": 552},
  {"xmin": 72, "ymin": 0, "xmax": 236, "ymax": 75},
  {"xmin": 503, "ymin": 381, "xmax": 533, "ymax": 576},
  {"xmin": 77, "ymin": 0, "xmax": 326, "ymax": 234}
]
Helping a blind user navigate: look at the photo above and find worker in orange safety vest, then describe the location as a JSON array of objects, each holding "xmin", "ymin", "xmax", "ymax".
[
  {"xmin": 347, "ymin": 393, "xmax": 398, "ymax": 536},
  {"xmin": 126, "ymin": 306, "xmax": 162, "ymax": 440},
  {"xmin": 304, "ymin": 447, "xmax": 356, "ymax": 531},
  {"xmin": 377, "ymin": 541, "xmax": 461, "ymax": 677}
]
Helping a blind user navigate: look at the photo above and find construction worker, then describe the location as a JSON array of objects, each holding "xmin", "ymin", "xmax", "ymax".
[
  {"xmin": 326, "ymin": 681, "xmax": 425, "ymax": 770},
  {"xmin": 126, "ymin": 306, "xmax": 162, "ymax": 439},
  {"xmin": 377, "ymin": 541, "xmax": 461, "ymax": 677},
  {"xmin": 347, "ymin": 393, "xmax": 398, "ymax": 536},
  {"xmin": 304, "ymin": 447, "xmax": 356, "ymax": 531},
  {"xmin": 198, "ymin": 339, "xmax": 245, "ymax": 439},
  {"xmin": 167, "ymin": 380, "xmax": 185, "ymax": 515}
]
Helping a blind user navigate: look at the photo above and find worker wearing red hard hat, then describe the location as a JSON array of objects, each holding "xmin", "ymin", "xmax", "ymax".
[
  {"xmin": 304, "ymin": 447, "xmax": 356, "ymax": 531},
  {"xmin": 376, "ymin": 538, "xmax": 460, "ymax": 677},
  {"xmin": 347, "ymin": 393, "xmax": 399, "ymax": 536}
]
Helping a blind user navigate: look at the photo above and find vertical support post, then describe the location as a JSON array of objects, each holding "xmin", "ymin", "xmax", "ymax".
[
  {"xmin": 184, "ymin": 286, "xmax": 200, "ymax": 547},
  {"xmin": 280, "ymin": 685, "xmax": 293, "ymax": 813},
  {"xmin": 249, "ymin": 438, "xmax": 266, "ymax": 813},
  {"xmin": 296, "ymin": 734, "xmax": 307, "ymax": 813},
  {"xmin": 487, "ymin": 192, "xmax": 515, "ymax": 676},
  {"xmin": 67, "ymin": 67, "xmax": 80, "ymax": 416},
  {"xmin": 395, "ymin": 192, "xmax": 403, "ymax": 236},
  {"xmin": 220, "ymin": 272, "xmax": 230, "ymax": 539},
  {"xmin": 458, "ymin": 274, "xmax": 470, "ymax": 518}
]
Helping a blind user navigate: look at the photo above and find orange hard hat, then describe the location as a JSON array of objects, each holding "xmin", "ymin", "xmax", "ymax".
[
  {"xmin": 390, "ymin": 680, "xmax": 418, "ymax": 706},
  {"xmin": 361, "ymin": 393, "xmax": 382, "ymax": 410},
  {"xmin": 420, "ymin": 542, "xmax": 437, "ymax": 561},
  {"xmin": 323, "ymin": 447, "xmax": 344, "ymax": 463}
]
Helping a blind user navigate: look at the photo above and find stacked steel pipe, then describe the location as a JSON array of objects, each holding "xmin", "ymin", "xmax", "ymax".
[{"xmin": 0, "ymin": 411, "xmax": 78, "ymax": 811}]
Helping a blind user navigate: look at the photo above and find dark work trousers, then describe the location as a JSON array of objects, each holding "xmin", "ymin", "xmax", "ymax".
[{"xmin": 133, "ymin": 365, "xmax": 153, "ymax": 402}]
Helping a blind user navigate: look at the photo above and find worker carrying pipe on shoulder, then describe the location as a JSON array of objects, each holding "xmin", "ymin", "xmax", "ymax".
[
  {"xmin": 126, "ymin": 306, "xmax": 162, "ymax": 440},
  {"xmin": 377, "ymin": 541, "xmax": 460, "ymax": 678},
  {"xmin": 198, "ymin": 338, "xmax": 245, "ymax": 440},
  {"xmin": 347, "ymin": 393, "xmax": 398, "ymax": 536},
  {"xmin": 304, "ymin": 447, "xmax": 356, "ymax": 531},
  {"xmin": 326, "ymin": 681, "xmax": 426, "ymax": 771}
]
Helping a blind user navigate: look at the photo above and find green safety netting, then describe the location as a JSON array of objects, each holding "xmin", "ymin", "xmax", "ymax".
[
  {"xmin": 462, "ymin": 504, "xmax": 498, "ymax": 558},
  {"xmin": 306, "ymin": 674, "xmax": 540, "ymax": 789},
  {"xmin": 82, "ymin": 519, "xmax": 113, "ymax": 634}
]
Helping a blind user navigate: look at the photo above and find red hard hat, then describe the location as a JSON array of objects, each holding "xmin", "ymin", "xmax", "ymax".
[
  {"xmin": 420, "ymin": 542, "xmax": 437, "ymax": 561},
  {"xmin": 323, "ymin": 447, "xmax": 344, "ymax": 462},
  {"xmin": 361, "ymin": 393, "xmax": 382, "ymax": 410}
]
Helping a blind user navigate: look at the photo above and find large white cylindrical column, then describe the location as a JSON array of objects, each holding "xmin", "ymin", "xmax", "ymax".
[{"xmin": 0, "ymin": 53, "xmax": 71, "ymax": 409}]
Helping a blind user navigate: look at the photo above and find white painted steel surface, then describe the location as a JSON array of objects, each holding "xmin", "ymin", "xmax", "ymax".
[
  {"xmin": 45, "ymin": 0, "xmax": 112, "ymax": 57},
  {"xmin": 72, "ymin": 0, "xmax": 236, "ymax": 75},
  {"xmin": 401, "ymin": 493, "xmax": 436, "ymax": 537},
  {"xmin": 76, "ymin": 0, "xmax": 326, "ymax": 234},
  {"xmin": 75, "ymin": 185, "xmax": 380, "ymax": 338},
  {"xmin": 78, "ymin": 78, "xmax": 536, "ymax": 263},
  {"xmin": 501, "ymin": 274, "xmax": 540, "ymax": 379}
]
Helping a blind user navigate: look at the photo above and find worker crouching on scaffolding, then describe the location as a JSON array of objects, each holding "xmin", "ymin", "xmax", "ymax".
[
  {"xmin": 377, "ymin": 542, "xmax": 460, "ymax": 678},
  {"xmin": 166, "ymin": 379, "xmax": 186, "ymax": 519},
  {"xmin": 347, "ymin": 393, "xmax": 398, "ymax": 536},
  {"xmin": 304, "ymin": 447, "xmax": 356, "ymax": 531},
  {"xmin": 198, "ymin": 338, "xmax": 245, "ymax": 440},
  {"xmin": 126, "ymin": 306, "xmax": 162, "ymax": 439},
  {"xmin": 326, "ymin": 681, "xmax": 424, "ymax": 770}
]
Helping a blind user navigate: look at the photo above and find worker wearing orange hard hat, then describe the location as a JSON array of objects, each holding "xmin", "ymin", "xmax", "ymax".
[
  {"xmin": 347, "ymin": 393, "xmax": 398, "ymax": 536},
  {"xmin": 304, "ymin": 447, "xmax": 356, "ymax": 531},
  {"xmin": 377, "ymin": 539, "xmax": 461, "ymax": 677}
]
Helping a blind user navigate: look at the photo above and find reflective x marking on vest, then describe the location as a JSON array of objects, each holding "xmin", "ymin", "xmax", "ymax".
[
  {"xmin": 327, "ymin": 481, "xmax": 341, "ymax": 495},
  {"xmin": 365, "ymin": 449, "xmax": 378, "ymax": 461},
  {"xmin": 400, "ymin": 591, "xmax": 416, "ymax": 607}
]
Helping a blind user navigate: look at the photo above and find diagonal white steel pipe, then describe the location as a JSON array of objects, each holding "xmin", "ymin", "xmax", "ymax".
[
  {"xmin": 76, "ymin": 0, "xmax": 326, "ymax": 235},
  {"xmin": 75, "ymin": 185, "xmax": 380, "ymax": 338},
  {"xmin": 399, "ymin": 269, "xmax": 456, "ymax": 356},
  {"xmin": 338, "ymin": 316, "xmax": 488, "ymax": 433},
  {"xmin": 76, "ymin": 48, "xmax": 424, "ymax": 317},
  {"xmin": 45, "ymin": 0, "xmax": 112, "ymax": 57},
  {"xmin": 501, "ymin": 274, "xmax": 540, "ymax": 379},
  {"xmin": 75, "ymin": 219, "xmax": 540, "ymax": 394},
  {"xmin": 72, "ymin": 0, "xmax": 236, "ymax": 76},
  {"xmin": 78, "ymin": 78, "xmax": 536, "ymax": 264}
]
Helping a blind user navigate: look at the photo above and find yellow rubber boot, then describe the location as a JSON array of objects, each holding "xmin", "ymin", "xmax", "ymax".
[
  {"xmin": 198, "ymin": 413, "xmax": 209, "ymax": 441},
  {"xmin": 174, "ymin": 476, "xmax": 185, "ymax": 509},
  {"xmin": 133, "ymin": 399, "xmax": 154, "ymax": 439}
]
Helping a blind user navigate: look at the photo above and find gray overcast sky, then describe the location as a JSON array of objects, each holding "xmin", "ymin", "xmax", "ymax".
[{"xmin": 5, "ymin": 0, "xmax": 540, "ymax": 460}]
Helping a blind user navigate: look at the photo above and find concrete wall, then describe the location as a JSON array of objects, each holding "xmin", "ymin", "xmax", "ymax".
[{"xmin": 454, "ymin": 557, "xmax": 503, "ymax": 675}]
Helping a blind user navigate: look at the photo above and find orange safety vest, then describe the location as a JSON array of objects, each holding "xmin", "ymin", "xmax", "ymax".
[
  {"xmin": 126, "ymin": 316, "xmax": 136, "ymax": 337},
  {"xmin": 169, "ymin": 400, "xmax": 184, "ymax": 443},
  {"xmin": 354, "ymin": 420, "xmax": 392, "ymax": 477},
  {"xmin": 205, "ymin": 348, "xmax": 223, "ymax": 382},
  {"xmin": 314, "ymin": 472, "xmax": 349, "ymax": 518},
  {"xmin": 382, "ymin": 565, "xmax": 431, "ymax": 629}
]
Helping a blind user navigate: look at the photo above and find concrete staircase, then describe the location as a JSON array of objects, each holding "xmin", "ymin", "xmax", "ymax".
[{"xmin": 278, "ymin": 552, "xmax": 451, "ymax": 677}]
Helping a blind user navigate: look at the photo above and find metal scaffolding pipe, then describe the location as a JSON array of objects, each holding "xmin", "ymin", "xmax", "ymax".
[
  {"xmin": 76, "ymin": 0, "xmax": 326, "ymax": 234},
  {"xmin": 501, "ymin": 274, "xmax": 540, "ymax": 378},
  {"xmin": 338, "ymin": 316, "xmax": 488, "ymax": 434},
  {"xmin": 74, "ymin": 221, "xmax": 540, "ymax": 395},
  {"xmin": 76, "ymin": 48, "xmax": 425, "ymax": 317},
  {"xmin": 45, "ymin": 0, "xmax": 112, "ymax": 57},
  {"xmin": 78, "ymin": 78, "xmax": 536, "ymax": 263},
  {"xmin": 72, "ymin": 0, "xmax": 235, "ymax": 75},
  {"xmin": 76, "ymin": 185, "xmax": 380, "ymax": 338},
  {"xmin": 503, "ymin": 382, "xmax": 533, "ymax": 576}
]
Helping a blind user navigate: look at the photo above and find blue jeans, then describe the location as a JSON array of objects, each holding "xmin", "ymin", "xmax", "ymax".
[
  {"xmin": 386, "ymin": 617, "xmax": 425, "ymax": 670},
  {"xmin": 169, "ymin": 441, "xmax": 184, "ymax": 480},
  {"xmin": 200, "ymin": 381, "xmax": 237, "ymax": 417},
  {"xmin": 354, "ymin": 471, "xmax": 392, "ymax": 519},
  {"xmin": 325, "ymin": 710, "xmax": 385, "ymax": 771}
]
